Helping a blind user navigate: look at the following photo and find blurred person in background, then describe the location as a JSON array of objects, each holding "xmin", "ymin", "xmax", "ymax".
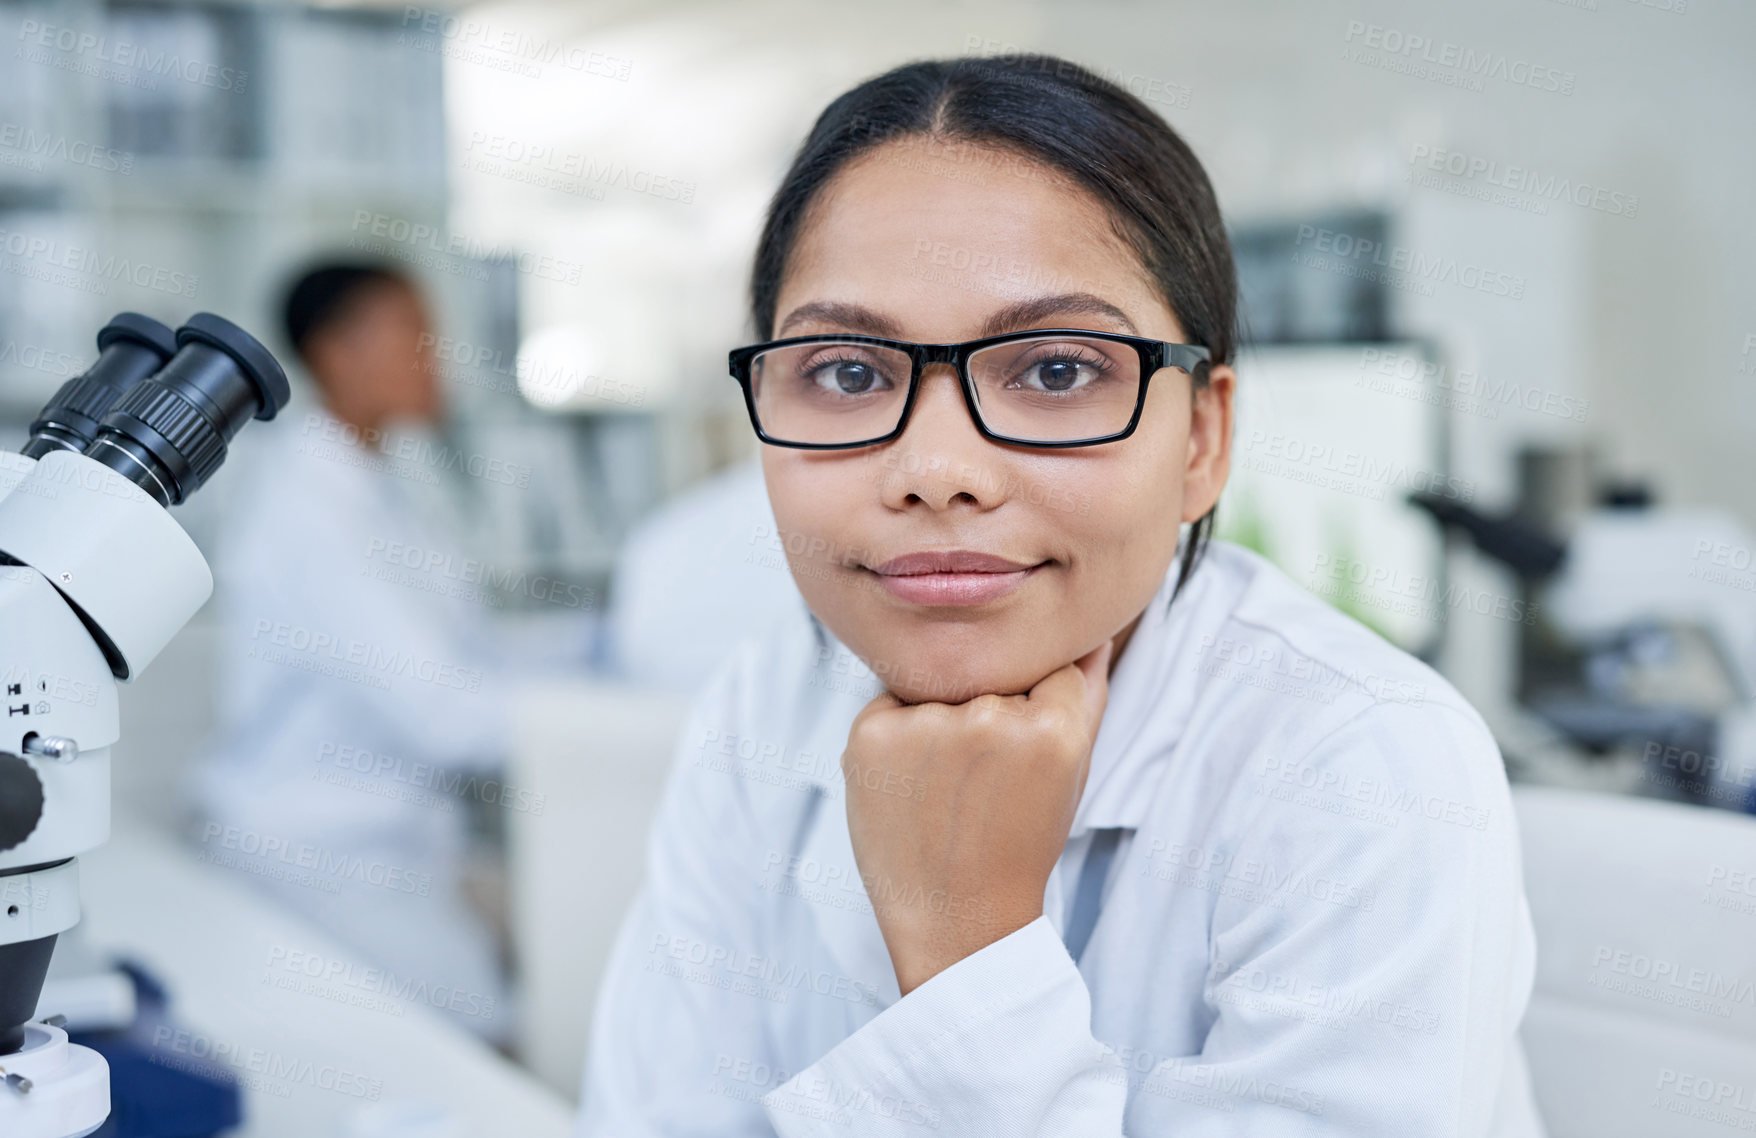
[
  {"xmin": 608, "ymin": 454, "xmax": 808, "ymax": 693},
  {"xmin": 190, "ymin": 262, "xmax": 520, "ymax": 1045}
]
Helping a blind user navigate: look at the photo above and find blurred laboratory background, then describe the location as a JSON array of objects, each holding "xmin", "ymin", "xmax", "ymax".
[{"xmin": 2, "ymin": 0, "xmax": 1754, "ymax": 1135}]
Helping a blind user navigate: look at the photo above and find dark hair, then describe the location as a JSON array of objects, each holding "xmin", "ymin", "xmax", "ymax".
[
  {"xmin": 748, "ymin": 53, "xmax": 1237, "ymax": 598},
  {"xmin": 280, "ymin": 262, "xmax": 412, "ymax": 365}
]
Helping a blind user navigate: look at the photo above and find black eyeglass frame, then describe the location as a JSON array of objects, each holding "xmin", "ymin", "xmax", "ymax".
[{"xmin": 727, "ymin": 328, "xmax": 1213, "ymax": 450}]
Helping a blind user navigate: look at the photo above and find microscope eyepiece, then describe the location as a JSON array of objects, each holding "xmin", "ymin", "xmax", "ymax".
[
  {"xmin": 84, "ymin": 313, "xmax": 292, "ymax": 507},
  {"xmin": 19, "ymin": 313, "xmax": 178, "ymax": 461}
]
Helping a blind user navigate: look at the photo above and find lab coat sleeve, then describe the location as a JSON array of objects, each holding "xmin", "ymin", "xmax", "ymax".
[
  {"xmin": 761, "ymin": 698, "xmax": 1531, "ymax": 1137},
  {"xmin": 762, "ymin": 913, "xmax": 1119, "ymax": 1135},
  {"xmin": 575, "ymin": 643, "xmax": 786, "ymax": 1137}
]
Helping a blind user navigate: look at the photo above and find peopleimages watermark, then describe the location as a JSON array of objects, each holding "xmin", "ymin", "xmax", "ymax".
[
  {"xmin": 1142, "ymin": 836, "xmax": 1380, "ymax": 912},
  {"xmin": 1704, "ymin": 863, "xmax": 1756, "ymax": 920},
  {"xmin": 1291, "ymin": 225, "xmax": 1526, "ymax": 300},
  {"xmin": 0, "ymin": 663, "xmax": 101, "ymax": 709},
  {"xmin": 313, "ymin": 740, "xmax": 548, "ymax": 816},
  {"xmin": 1206, "ymin": 956, "xmax": 1443, "ymax": 1036},
  {"xmin": 647, "ymin": 933, "xmax": 882, "ymax": 1009},
  {"xmin": 691, "ymin": 720, "xmax": 927, "ymax": 800},
  {"xmin": 708, "ymin": 1063, "xmax": 852, "ymax": 1127},
  {"xmin": 761, "ymin": 849, "xmax": 988, "ymax": 925},
  {"xmin": 346, "ymin": 211, "xmax": 587, "ymax": 286},
  {"xmin": 396, "ymin": 6, "xmax": 631, "ymax": 81},
  {"xmin": 0, "ymin": 226, "xmax": 198, "ymax": 298},
  {"xmin": 462, "ymin": 132, "xmax": 696, "ymax": 204},
  {"xmin": 247, "ymin": 617, "xmax": 484, "ymax": 694},
  {"xmin": 195, "ymin": 822, "xmax": 433, "ymax": 897},
  {"xmin": 869, "ymin": 130, "xmax": 1062, "ymax": 190},
  {"xmin": 363, "ymin": 536, "xmax": 596, "ymax": 613},
  {"xmin": 15, "ymin": 19, "xmax": 248, "ymax": 92},
  {"xmin": 1194, "ymin": 633, "xmax": 1427, "ymax": 708},
  {"xmin": 1355, "ymin": 348, "xmax": 1589, "ymax": 424},
  {"xmin": 264, "ymin": 944, "xmax": 498, "ymax": 1020},
  {"xmin": 960, "ymin": 36, "xmax": 1193, "ymax": 109},
  {"xmin": 803, "ymin": 637, "xmax": 1043, "ymax": 720},
  {"xmin": 1652, "ymin": 1069, "xmax": 1756, "ymax": 1131},
  {"xmin": 1237, "ymin": 428, "xmax": 1476, "ymax": 505},
  {"xmin": 1404, "ymin": 144, "xmax": 1637, "ymax": 219},
  {"xmin": 1094, "ymin": 1042, "xmax": 1326, "ymax": 1116},
  {"xmin": 1341, "ymin": 21, "xmax": 1576, "ymax": 96},
  {"xmin": 149, "ymin": 1026, "xmax": 381, "ymax": 1101},
  {"xmin": 0, "ymin": 120, "xmax": 133, "ymax": 175},
  {"xmin": 717, "ymin": 1053, "xmax": 942, "ymax": 1130},
  {"xmin": 0, "ymin": 339, "xmax": 88, "ymax": 379},
  {"xmin": 908, "ymin": 237, "xmax": 1110, "ymax": 311},
  {"xmin": 1688, "ymin": 537, "xmax": 1756, "ymax": 595},
  {"xmin": 693, "ymin": 727, "xmax": 844, "ymax": 800},
  {"xmin": 1257, "ymin": 753, "xmax": 1495, "ymax": 832},
  {"xmin": 1587, "ymin": 945, "xmax": 1753, "ymax": 1019},
  {"xmin": 1307, "ymin": 554, "xmax": 1541, "ymax": 628},
  {"xmin": 1641, "ymin": 740, "xmax": 1756, "ymax": 809},
  {"xmin": 299, "ymin": 412, "xmax": 534, "ymax": 488}
]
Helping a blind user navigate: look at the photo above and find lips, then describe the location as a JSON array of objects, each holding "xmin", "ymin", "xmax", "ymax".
[
  {"xmin": 867, "ymin": 549, "xmax": 1046, "ymax": 606},
  {"xmin": 871, "ymin": 550, "xmax": 1038, "ymax": 575}
]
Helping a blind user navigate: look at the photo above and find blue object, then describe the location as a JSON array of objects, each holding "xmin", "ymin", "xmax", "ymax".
[{"xmin": 69, "ymin": 959, "xmax": 243, "ymax": 1137}]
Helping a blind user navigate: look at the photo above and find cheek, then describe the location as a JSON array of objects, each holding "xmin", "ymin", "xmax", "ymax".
[
  {"xmin": 1063, "ymin": 460, "xmax": 1182, "ymax": 578},
  {"xmin": 760, "ymin": 453, "xmax": 847, "ymax": 569}
]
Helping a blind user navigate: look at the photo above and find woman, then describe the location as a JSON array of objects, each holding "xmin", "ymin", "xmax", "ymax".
[{"xmin": 578, "ymin": 54, "xmax": 1545, "ymax": 1136}]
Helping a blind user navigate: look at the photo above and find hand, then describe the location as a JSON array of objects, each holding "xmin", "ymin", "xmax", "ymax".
[{"xmin": 839, "ymin": 638, "xmax": 1113, "ymax": 995}]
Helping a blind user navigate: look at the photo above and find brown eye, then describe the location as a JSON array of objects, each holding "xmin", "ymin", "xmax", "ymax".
[{"xmin": 815, "ymin": 361, "xmax": 882, "ymax": 394}]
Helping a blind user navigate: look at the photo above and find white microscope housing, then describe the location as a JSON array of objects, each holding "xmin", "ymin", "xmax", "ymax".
[{"xmin": 0, "ymin": 312, "xmax": 288, "ymax": 1137}]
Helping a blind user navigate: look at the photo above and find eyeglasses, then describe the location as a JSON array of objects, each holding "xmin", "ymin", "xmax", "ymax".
[{"xmin": 728, "ymin": 329, "xmax": 1212, "ymax": 449}]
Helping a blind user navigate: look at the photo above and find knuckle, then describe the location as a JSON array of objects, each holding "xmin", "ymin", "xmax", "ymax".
[
  {"xmin": 1033, "ymin": 707, "xmax": 1070, "ymax": 736},
  {"xmin": 965, "ymin": 695, "xmax": 1004, "ymax": 728}
]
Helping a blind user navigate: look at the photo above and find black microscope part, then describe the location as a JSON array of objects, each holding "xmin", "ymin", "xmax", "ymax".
[
  {"xmin": 20, "ymin": 314, "xmax": 179, "ymax": 461},
  {"xmin": 84, "ymin": 312, "xmax": 293, "ymax": 507}
]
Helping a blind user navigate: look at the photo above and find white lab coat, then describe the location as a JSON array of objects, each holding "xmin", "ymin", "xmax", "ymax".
[
  {"xmin": 576, "ymin": 540, "xmax": 1548, "ymax": 1135},
  {"xmin": 191, "ymin": 406, "xmax": 523, "ymax": 1040},
  {"xmin": 610, "ymin": 456, "xmax": 804, "ymax": 694}
]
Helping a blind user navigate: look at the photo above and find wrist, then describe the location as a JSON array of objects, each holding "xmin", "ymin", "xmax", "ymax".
[{"xmin": 887, "ymin": 901, "xmax": 1044, "ymax": 996}]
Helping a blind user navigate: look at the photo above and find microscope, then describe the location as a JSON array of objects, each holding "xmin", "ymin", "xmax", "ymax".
[{"xmin": 0, "ymin": 312, "xmax": 289, "ymax": 1136}]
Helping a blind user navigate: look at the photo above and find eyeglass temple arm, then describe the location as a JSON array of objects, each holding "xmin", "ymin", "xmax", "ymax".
[{"xmin": 1161, "ymin": 342, "xmax": 1213, "ymax": 377}]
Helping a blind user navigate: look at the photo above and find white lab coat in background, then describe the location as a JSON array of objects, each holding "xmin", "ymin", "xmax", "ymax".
[
  {"xmin": 609, "ymin": 456, "xmax": 805, "ymax": 694},
  {"xmin": 576, "ymin": 540, "xmax": 1548, "ymax": 1136},
  {"xmin": 192, "ymin": 406, "xmax": 524, "ymax": 1041}
]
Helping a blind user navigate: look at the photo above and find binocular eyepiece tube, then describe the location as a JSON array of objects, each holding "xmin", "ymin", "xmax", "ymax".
[
  {"xmin": 20, "ymin": 313, "xmax": 178, "ymax": 461},
  {"xmin": 21, "ymin": 312, "xmax": 292, "ymax": 507}
]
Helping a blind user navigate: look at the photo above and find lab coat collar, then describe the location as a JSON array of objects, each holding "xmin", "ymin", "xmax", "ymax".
[{"xmin": 1072, "ymin": 555, "xmax": 1205, "ymax": 839}]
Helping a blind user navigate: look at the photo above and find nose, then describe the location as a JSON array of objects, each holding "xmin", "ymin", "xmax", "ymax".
[{"xmin": 874, "ymin": 362, "xmax": 1002, "ymax": 512}]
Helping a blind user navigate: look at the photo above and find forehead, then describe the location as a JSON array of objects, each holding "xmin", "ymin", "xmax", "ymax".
[{"xmin": 777, "ymin": 135, "xmax": 1168, "ymax": 340}]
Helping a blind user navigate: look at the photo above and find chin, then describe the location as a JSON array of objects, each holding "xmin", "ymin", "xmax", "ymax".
[{"xmin": 857, "ymin": 633, "xmax": 1056, "ymax": 706}]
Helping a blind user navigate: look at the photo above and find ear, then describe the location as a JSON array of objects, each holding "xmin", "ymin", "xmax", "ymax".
[{"xmin": 1181, "ymin": 363, "xmax": 1234, "ymax": 524}]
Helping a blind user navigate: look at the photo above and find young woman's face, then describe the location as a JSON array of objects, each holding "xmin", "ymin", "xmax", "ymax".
[{"xmin": 761, "ymin": 135, "xmax": 1234, "ymax": 704}]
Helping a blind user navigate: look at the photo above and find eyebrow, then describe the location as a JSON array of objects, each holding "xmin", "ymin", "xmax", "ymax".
[
  {"xmin": 774, "ymin": 292, "xmax": 1141, "ymax": 341},
  {"xmin": 980, "ymin": 293, "xmax": 1139, "ymax": 338},
  {"xmin": 776, "ymin": 301, "xmax": 903, "ymax": 339}
]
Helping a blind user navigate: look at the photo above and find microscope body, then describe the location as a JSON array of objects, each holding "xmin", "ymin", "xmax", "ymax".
[
  {"xmin": 0, "ymin": 312, "xmax": 287, "ymax": 1137},
  {"xmin": 0, "ymin": 447, "xmax": 216, "ymax": 1137}
]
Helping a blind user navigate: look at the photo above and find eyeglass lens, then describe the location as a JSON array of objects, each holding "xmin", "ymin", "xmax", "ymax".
[{"xmin": 748, "ymin": 334, "xmax": 1147, "ymax": 445}]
